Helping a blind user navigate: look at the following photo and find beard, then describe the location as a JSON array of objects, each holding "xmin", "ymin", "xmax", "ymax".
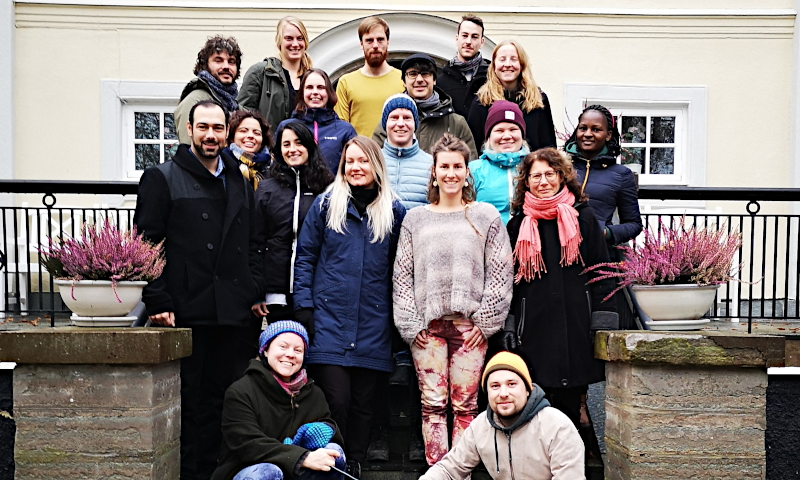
[
  {"xmin": 192, "ymin": 138, "xmax": 222, "ymax": 161},
  {"xmin": 366, "ymin": 49, "xmax": 388, "ymax": 68}
]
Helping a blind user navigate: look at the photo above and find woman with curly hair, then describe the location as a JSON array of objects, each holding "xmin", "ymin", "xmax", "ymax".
[
  {"xmin": 506, "ymin": 147, "xmax": 617, "ymax": 429},
  {"xmin": 251, "ymin": 121, "xmax": 334, "ymax": 328},
  {"xmin": 224, "ymin": 109, "xmax": 273, "ymax": 190},
  {"xmin": 466, "ymin": 40, "xmax": 556, "ymax": 152}
]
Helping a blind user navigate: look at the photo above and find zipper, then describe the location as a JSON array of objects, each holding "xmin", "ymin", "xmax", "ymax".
[
  {"xmin": 289, "ymin": 168, "xmax": 301, "ymax": 293},
  {"xmin": 517, "ymin": 298, "xmax": 526, "ymax": 342},
  {"xmin": 507, "ymin": 168, "xmax": 514, "ymax": 203},
  {"xmin": 580, "ymin": 159, "xmax": 590, "ymax": 195},
  {"xmin": 506, "ymin": 432, "xmax": 516, "ymax": 480}
]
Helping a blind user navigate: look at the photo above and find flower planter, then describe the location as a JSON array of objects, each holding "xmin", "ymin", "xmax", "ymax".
[
  {"xmin": 631, "ymin": 284, "xmax": 719, "ymax": 321},
  {"xmin": 54, "ymin": 279, "xmax": 147, "ymax": 318}
]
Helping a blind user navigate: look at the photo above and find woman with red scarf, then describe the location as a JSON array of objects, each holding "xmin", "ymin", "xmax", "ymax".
[{"xmin": 506, "ymin": 147, "xmax": 618, "ymax": 429}]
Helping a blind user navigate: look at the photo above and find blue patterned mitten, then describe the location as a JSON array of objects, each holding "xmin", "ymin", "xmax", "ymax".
[{"xmin": 282, "ymin": 422, "xmax": 335, "ymax": 450}]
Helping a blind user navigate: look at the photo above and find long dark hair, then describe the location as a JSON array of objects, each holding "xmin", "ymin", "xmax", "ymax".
[
  {"xmin": 295, "ymin": 68, "xmax": 338, "ymax": 113},
  {"xmin": 563, "ymin": 104, "xmax": 621, "ymax": 157},
  {"xmin": 270, "ymin": 121, "xmax": 334, "ymax": 194},
  {"xmin": 510, "ymin": 148, "xmax": 587, "ymax": 214}
]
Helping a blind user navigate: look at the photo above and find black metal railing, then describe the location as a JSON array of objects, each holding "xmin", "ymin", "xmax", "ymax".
[{"xmin": 0, "ymin": 181, "xmax": 799, "ymax": 332}]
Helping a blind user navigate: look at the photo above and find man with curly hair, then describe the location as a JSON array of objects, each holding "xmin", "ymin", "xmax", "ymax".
[{"xmin": 175, "ymin": 36, "xmax": 243, "ymax": 145}]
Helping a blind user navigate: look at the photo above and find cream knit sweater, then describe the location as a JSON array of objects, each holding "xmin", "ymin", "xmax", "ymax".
[{"xmin": 392, "ymin": 202, "xmax": 514, "ymax": 344}]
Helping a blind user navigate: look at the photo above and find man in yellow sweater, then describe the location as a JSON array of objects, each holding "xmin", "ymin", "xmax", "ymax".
[{"xmin": 334, "ymin": 16, "xmax": 404, "ymax": 136}]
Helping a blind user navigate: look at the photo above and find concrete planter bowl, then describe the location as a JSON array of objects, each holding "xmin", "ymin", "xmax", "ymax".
[
  {"xmin": 54, "ymin": 279, "xmax": 147, "ymax": 318},
  {"xmin": 631, "ymin": 283, "xmax": 720, "ymax": 321}
]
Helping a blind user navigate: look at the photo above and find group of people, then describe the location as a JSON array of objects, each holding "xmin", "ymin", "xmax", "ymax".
[{"xmin": 133, "ymin": 12, "xmax": 644, "ymax": 480}]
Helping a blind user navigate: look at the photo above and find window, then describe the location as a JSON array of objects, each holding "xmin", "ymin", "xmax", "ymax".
[
  {"xmin": 123, "ymin": 105, "xmax": 179, "ymax": 179},
  {"xmin": 610, "ymin": 106, "xmax": 685, "ymax": 185},
  {"xmin": 564, "ymin": 84, "xmax": 706, "ymax": 188}
]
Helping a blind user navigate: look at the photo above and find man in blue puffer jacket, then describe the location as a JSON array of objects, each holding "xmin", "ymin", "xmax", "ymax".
[{"xmin": 380, "ymin": 94, "xmax": 434, "ymax": 210}]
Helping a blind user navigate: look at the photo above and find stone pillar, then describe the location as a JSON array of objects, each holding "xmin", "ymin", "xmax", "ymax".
[
  {"xmin": 596, "ymin": 331, "xmax": 785, "ymax": 480},
  {"xmin": 0, "ymin": 327, "xmax": 191, "ymax": 480}
]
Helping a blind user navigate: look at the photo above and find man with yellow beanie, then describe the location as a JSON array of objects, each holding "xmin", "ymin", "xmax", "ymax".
[{"xmin": 419, "ymin": 352, "xmax": 585, "ymax": 480}]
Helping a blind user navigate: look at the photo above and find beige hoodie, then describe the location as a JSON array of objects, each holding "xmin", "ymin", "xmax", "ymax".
[{"xmin": 420, "ymin": 406, "xmax": 585, "ymax": 480}]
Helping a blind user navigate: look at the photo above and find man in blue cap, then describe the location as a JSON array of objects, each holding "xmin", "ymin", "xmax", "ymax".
[{"xmin": 373, "ymin": 53, "xmax": 477, "ymax": 159}]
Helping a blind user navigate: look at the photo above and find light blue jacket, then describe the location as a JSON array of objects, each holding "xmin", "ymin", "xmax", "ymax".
[
  {"xmin": 382, "ymin": 140, "xmax": 433, "ymax": 210},
  {"xmin": 470, "ymin": 149, "xmax": 528, "ymax": 224}
]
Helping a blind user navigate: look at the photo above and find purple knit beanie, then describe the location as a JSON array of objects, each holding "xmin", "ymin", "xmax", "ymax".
[{"xmin": 484, "ymin": 100, "xmax": 526, "ymax": 138}]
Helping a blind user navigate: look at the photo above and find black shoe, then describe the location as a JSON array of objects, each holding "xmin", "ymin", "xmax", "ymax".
[
  {"xmin": 408, "ymin": 430, "xmax": 425, "ymax": 462},
  {"xmin": 389, "ymin": 365, "xmax": 411, "ymax": 386},
  {"xmin": 366, "ymin": 425, "xmax": 390, "ymax": 461},
  {"xmin": 346, "ymin": 460, "xmax": 361, "ymax": 479}
]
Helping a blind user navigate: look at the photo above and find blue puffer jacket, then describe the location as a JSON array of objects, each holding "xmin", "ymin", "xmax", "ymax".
[
  {"xmin": 278, "ymin": 108, "xmax": 357, "ymax": 173},
  {"xmin": 568, "ymin": 146, "xmax": 642, "ymax": 245},
  {"xmin": 470, "ymin": 149, "xmax": 528, "ymax": 224},
  {"xmin": 293, "ymin": 193, "xmax": 406, "ymax": 372},
  {"xmin": 382, "ymin": 140, "xmax": 433, "ymax": 210}
]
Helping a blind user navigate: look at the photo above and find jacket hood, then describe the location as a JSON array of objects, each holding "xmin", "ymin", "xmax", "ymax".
[
  {"xmin": 291, "ymin": 108, "xmax": 340, "ymax": 125},
  {"xmin": 487, "ymin": 383, "xmax": 550, "ymax": 433},
  {"xmin": 416, "ymin": 87, "xmax": 456, "ymax": 120},
  {"xmin": 179, "ymin": 76, "xmax": 218, "ymax": 103},
  {"xmin": 565, "ymin": 143, "xmax": 617, "ymax": 169},
  {"xmin": 245, "ymin": 358, "xmax": 315, "ymax": 404},
  {"xmin": 383, "ymin": 139, "xmax": 421, "ymax": 159}
]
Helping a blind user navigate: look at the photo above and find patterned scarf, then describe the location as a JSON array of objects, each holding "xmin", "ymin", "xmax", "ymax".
[
  {"xmin": 229, "ymin": 143, "xmax": 269, "ymax": 190},
  {"xmin": 271, "ymin": 367, "xmax": 309, "ymax": 396},
  {"xmin": 449, "ymin": 53, "xmax": 484, "ymax": 81},
  {"xmin": 197, "ymin": 70, "xmax": 239, "ymax": 112},
  {"xmin": 513, "ymin": 188, "xmax": 583, "ymax": 283}
]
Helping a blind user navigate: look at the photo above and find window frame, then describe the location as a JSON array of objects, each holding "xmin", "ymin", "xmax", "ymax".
[
  {"xmin": 564, "ymin": 83, "xmax": 707, "ymax": 189},
  {"xmin": 122, "ymin": 105, "xmax": 179, "ymax": 180}
]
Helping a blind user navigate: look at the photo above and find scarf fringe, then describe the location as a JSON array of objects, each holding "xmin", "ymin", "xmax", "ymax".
[{"xmin": 513, "ymin": 240, "xmax": 547, "ymax": 283}]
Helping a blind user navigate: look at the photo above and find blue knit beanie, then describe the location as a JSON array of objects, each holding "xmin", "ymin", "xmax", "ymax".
[
  {"xmin": 259, "ymin": 320, "xmax": 309, "ymax": 358},
  {"xmin": 381, "ymin": 93, "xmax": 419, "ymax": 131}
]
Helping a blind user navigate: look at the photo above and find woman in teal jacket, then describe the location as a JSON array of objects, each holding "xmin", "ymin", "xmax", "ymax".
[{"xmin": 470, "ymin": 100, "xmax": 529, "ymax": 224}]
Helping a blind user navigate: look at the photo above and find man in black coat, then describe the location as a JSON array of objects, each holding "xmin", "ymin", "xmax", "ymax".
[
  {"xmin": 437, "ymin": 15, "xmax": 490, "ymax": 118},
  {"xmin": 134, "ymin": 100, "xmax": 265, "ymax": 480}
]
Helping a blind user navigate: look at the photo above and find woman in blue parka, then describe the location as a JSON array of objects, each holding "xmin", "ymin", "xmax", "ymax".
[
  {"xmin": 293, "ymin": 135, "xmax": 405, "ymax": 477},
  {"xmin": 277, "ymin": 68, "xmax": 357, "ymax": 173}
]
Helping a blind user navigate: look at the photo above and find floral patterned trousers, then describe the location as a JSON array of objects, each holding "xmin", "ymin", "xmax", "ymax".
[{"xmin": 411, "ymin": 317, "xmax": 487, "ymax": 465}]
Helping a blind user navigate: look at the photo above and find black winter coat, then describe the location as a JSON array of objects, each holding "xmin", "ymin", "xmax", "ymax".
[
  {"xmin": 467, "ymin": 89, "xmax": 557, "ymax": 151},
  {"xmin": 211, "ymin": 359, "xmax": 344, "ymax": 480},
  {"xmin": 437, "ymin": 59, "xmax": 490, "ymax": 118},
  {"xmin": 507, "ymin": 202, "xmax": 618, "ymax": 388},
  {"xmin": 568, "ymin": 150, "xmax": 643, "ymax": 246},
  {"xmin": 254, "ymin": 167, "xmax": 320, "ymax": 298},
  {"xmin": 134, "ymin": 144, "xmax": 264, "ymax": 326}
]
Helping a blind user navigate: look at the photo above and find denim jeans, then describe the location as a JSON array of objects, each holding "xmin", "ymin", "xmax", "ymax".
[{"xmin": 232, "ymin": 443, "xmax": 346, "ymax": 480}]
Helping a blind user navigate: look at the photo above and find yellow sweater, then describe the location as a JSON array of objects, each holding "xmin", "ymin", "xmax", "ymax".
[{"xmin": 334, "ymin": 67, "xmax": 404, "ymax": 137}]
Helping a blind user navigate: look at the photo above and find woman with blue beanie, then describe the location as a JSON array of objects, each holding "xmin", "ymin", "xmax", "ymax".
[{"xmin": 212, "ymin": 320, "xmax": 345, "ymax": 480}]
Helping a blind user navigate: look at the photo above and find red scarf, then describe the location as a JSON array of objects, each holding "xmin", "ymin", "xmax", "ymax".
[
  {"xmin": 513, "ymin": 188, "xmax": 583, "ymax": 283},
  {"xmin": 272, "ymin": 368, "xmax": 308, "ymax": 396}
]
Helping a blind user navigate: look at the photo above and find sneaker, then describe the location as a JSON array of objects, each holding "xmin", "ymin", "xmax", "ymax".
[
  {"xmin": 366, "ymin": 425, "xmax": 389, "ymax": 461},
  {"xmin": 346, "ymin": 460, "xmax": 361, "ymax": 479},
  {"xmin": 408, "ymin": 430, "xmax": 425, "ymax": 462}
]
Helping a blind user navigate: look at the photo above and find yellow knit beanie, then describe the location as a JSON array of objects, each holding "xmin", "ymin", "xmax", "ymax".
[{"xmin": 481, "ymin": 351, "xmax": 533, "ymax": 392}]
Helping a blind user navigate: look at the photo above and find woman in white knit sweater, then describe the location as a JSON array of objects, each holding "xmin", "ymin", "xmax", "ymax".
[{"xmin": 392, "ymin": 133, "xmax": 513, "ymax": 466}]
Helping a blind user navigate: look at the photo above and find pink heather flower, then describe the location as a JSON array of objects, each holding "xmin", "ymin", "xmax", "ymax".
[{"xmin": 584, "ymin": 217, "xmax": 743, "ymax": 302}]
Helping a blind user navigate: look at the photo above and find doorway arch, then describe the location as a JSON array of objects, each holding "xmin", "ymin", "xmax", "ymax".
[{"xmin": 307, "ymin": 12, "xmax": 497, "ymax": 82}]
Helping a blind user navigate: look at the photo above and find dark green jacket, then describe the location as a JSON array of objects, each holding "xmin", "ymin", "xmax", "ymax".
[
  {"xmin": 211, "ymin": 359, "xmax": 343, "ymax": 480},
  {"xmin": 174, "ymin": 77, "xmax": 220, "ymax": 145},
  {"xmin": 238, "ymin": 57, "xmax": 292, "ymax": 131}
]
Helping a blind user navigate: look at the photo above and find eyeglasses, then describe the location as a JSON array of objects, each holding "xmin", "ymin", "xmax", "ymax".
[
  {"xmin": 528, "ymin": 171, "xmax": 559, "ymax": 182},
  {"xmin": 405, "ymin": 71, "xmax": 434, "ymax": 80}
]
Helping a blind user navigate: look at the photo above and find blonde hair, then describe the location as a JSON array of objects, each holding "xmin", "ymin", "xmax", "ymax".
[
  {"xmin": 325, "ymin": 136, "xmax": 397, "ymax": 243},
  {"xmin": 477, "ymin": 40, "xmax": 543, "ymax": 112},
  {"xmin": 275, "ymin": 16, "xmax": 313, "ymax": 77}
]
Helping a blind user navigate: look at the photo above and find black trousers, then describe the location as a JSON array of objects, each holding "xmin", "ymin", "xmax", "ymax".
[
  {"xmin": 541, "ymin": 385, "xmax": 584, "ymax": 430},
  {"xmin": 309, "ymin": 365, "xmax": 381, "ymax": 462},
  {"xmin": 180, "ymin": 325, "xmax": 257, "ymax": 480}
]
